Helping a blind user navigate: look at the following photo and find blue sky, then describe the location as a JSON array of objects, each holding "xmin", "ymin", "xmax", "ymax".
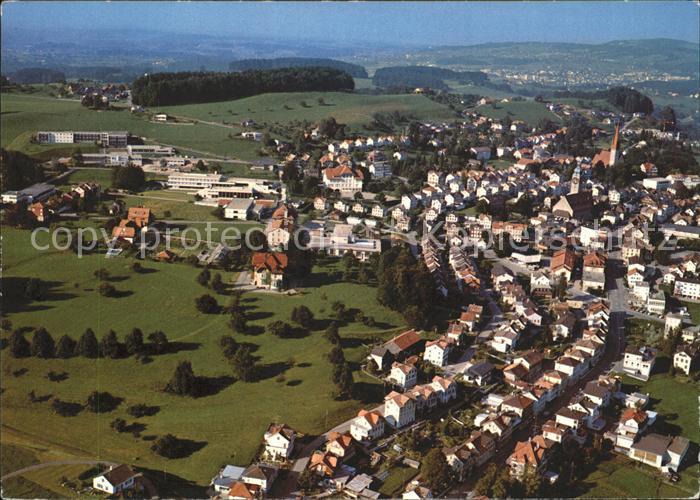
[{"xmin": 2, "ymin": 1, "xmax": 698, "ymax": 45}]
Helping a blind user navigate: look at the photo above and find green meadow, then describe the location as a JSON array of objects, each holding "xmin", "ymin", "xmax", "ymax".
[
  {"xmin": 474, "ymin": 100, "xmax": 562, "ymax": 126},
  {"xmin": 1, "ymin": 93, "xmax": 262, "ymax": 161},
  {"xmin": 1, "ymin": 227, "xmax": 404, "ymax": 491},
  {"xmin": 155, "ymin": 91, "xmax": 456, "ymax": 132}
]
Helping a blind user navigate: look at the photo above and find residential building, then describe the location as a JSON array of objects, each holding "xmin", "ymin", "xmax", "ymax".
[
  {"xmin": 629, "ymin": 434, "xmax": 689, "ymax": 472},
  {"xmin": 384, "ymin": 391, "xmax": 416, "ymax": 428},
  {"xmin": 674, "ymin": 278, "xmax": 700, "ymax": 300},
  {"xmin": 92, "ymin": 465, "xmax": 137, "ymax": 495},
  {"xmin": 388, "ymin": 361, "xmax": 418, "ymax": 389},
  {"xmin": 350, "ymin": 410, "xmax": 385, "ymax": 442},
  {"xmin": 623, "ymin": 346, "xmax": 657, "ymax": 380},
  {"xmin": 263, "ymin": 423, "xmax": 296, "ymax": 461},
  {"xmin": 251, "ymin": 252, "xmax": 288, "ymax": 291},
  {"xmin": 673, "ymin": 344, "xmax": 698, "ymax": 375},
  {"xmin": 423, "ymin": 337, "xmax": 453, "ymax": 367}
]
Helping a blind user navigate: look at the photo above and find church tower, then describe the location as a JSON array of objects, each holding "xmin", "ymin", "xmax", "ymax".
[
  {"xmin": 570, "ymin": 165, "xmax": 581, "ymax": 194},
  {"xmin": 609, "ymin": 123, "xmax": 620, "ymax": 166}
]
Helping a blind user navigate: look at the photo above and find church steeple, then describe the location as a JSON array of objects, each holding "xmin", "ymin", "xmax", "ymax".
[
  {"xmin": 609, "ymin": 123, "xmax": 620, "ymax": 166},
  {"xmin": 570, "ymin": 165, "xmax": 581, "ymax": 194}
]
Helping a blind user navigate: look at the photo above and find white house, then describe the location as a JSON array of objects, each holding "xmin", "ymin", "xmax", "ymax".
[
  {"xmin": 384, "ymin": 391, "xmax": 416, "ymax": 428},
  {"xmin": 92, "ymin": 465, "xmax": 137, "ymax": 495},
  {"xmin": 389, "ymin": 361, "xmax": 418, "ymax": 389},
  {"xmin": 423, "ymin": 337, "xmax": 453, "ymax": 367},
  {"xmin": 263, "ymin": 423, "xmax": 296, "ymax": 461},
  {"xmin": 674, "ymin": 278, "xmax": 700, "ymax": 300},
  {"xmin": 673, "ymin": 345, "xmax": 698, "ymax": 375},
  {"xmin": 623, "ymin": 346, "xmax": 657, "ymax": 380},
  {"xmin": 350, "ymin": 409, "xmax": 385, "ymax": 442}
]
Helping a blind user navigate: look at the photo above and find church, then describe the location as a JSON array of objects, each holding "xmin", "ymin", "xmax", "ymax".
[
  {"xmin": 592, "ymin": 123, "xmax": 620, "ymax": 167},
  {"xmin": 552, "ymin": 166, "xmax": 594, "ymax": 220}
]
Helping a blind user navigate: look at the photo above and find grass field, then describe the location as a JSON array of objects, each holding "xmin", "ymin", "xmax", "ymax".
[
  {"xmin": 619, "ymin": 373, "xmax": 698, "ymax": 439},
  {"xmin": 474, "ymin": 100, "xmax": 562, "ymax": 126},
  {"xmin": 1, "ymin": 93, "xmax": 263, "ymax": 161},
  {"xmin": 681, "ymin": 301, "xmax": 700, "ymax": 324},
  {"xmin": 1, "ymin": 228, "xmax": 404, "ymax": 489},
  {"xmin": 154, "ymin": 92, "xmax": 456, "ymax": 133},
  {"xmin": 119, "ymin": 193, "xmax": 222, "ymax": 221},
  {"xmin": 378, "ymin": 465, "xmax": 418, "ymax": 497},
  {"xmin": 579, "ymin": 454, "xmax": 693, "ymax": 498}
]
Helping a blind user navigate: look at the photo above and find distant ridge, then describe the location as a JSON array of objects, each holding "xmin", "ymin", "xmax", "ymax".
[{"xmin": 409, "ymin": 39, "xmax": 698, "ymax": 77}]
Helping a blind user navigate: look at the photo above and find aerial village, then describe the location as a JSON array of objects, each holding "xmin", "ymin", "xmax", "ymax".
[{"xmin": 3, "ymin": 96, "xmax": 699, "ymax": 499}]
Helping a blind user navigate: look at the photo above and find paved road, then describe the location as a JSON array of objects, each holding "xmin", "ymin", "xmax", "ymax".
[{"xmin": 1, "ymin": 459, "xmax": 118, "ymax": 481}]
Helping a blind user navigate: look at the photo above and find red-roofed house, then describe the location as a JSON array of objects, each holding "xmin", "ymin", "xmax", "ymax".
[{"xmin": 251, "ymin": 252, "xmax": 288, "ymax": 291}]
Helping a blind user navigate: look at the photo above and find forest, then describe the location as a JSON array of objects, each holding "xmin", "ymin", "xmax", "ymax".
[
  {"xmin": 228, "ymin": 58, "xmax": 368, "ymax": 78},
  {"xmin": 131, "ymin": 67, "xmax": 355, "ymax": 106},
  {"xmin": 552, "ymin": 86, "xmax": 654, "ymax": 114},
  {"xmin": 372, "ymin": 66, "xmax": 489, "ymax": 90}
]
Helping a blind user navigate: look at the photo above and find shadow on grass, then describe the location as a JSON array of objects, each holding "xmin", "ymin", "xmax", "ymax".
[
  {"xmin": 352, "ymin": 381, "xmax": 385, "ymax": 404},
  {"xmin": 258, "ymin": 361, "xmax": 293, "ymax": 381},
  {"xmin": 1, "ymin": 277, "xmax": 77, "ymax": 314},
  {"xmin": 136, "ymin": 465, "xmax": 207, "ymax": 498},
  {"xmin": 196, "ymin": 375, "xmax": 236, "ymax": 397}
]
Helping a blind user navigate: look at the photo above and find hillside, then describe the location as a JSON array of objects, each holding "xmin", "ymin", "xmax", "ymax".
[{"xmin": 155, "ymin": 91, "xmax": 457, "ymax": 131}]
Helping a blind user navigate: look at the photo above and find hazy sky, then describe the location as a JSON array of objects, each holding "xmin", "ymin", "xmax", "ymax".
[{"xmin": 2, "ymin": 1, "xmax": 699, "ymax": 46}]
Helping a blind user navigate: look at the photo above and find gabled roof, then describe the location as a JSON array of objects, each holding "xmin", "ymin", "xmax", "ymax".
[
  {"xmin": 509, "ymin": 435, "xmax": 553, "ymax": 466},
  {"xmin": 551, "ymin": 248, "xmax": 577, "ymax": 272},
  {"xmin": 251, "ymin": 252, "xmax": 288, "ymax": 273},
  {"xmin": 385, "ymin": 330, "xmax": 422, "ymax": 355},
  {"xmin": 99, "ymin": 464, "xmax": 136, "ymax": 486},
  {"xmin": 631, "ymin": 433, "xmax": 672, "ymax": 456},
  {"xmin": 266, "ymin": 423, "xmax": 296, "ymax": 441},
  {"xmin": 502, "ymin": 394, "xmax": 534, "ymax": 410}
]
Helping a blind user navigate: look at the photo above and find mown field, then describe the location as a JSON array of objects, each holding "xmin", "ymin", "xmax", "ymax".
[
  {"xmin": 154, "ymin": 92, "xmax": 456, "ymax": 132},
  {"xmin": 1, "ymin": 227, "xmax": 405, "ymax": 491},
  {"xmin": 0, "ymin": 93, "xmax": 262, "ymax": 161},
  {"xmin": 474, "ymin": 100, "xmax": 562, "ymax": 126},
  {"xmin": 579, "ymin": 454, "xmax": 693, "ymax": 498}
]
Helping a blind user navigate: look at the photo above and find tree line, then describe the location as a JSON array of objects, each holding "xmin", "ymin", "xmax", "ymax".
[
  {"xmin": 372, "ymin": 66, "xmax": 489, "ymax": 90},
  {"xmin": 131, "ymin": 67, "xmax": 355, "ymax": 106},
  {"xmin": 228, "ymin": 58, "xmax": 368, "ymax": 78},
  {"xmin": 552, "ymin": 86, "xmax": 653, "ymax": 114},
  {"xmin": 8, "ymin": 326, "xmax": 170, "ymax": 360}
]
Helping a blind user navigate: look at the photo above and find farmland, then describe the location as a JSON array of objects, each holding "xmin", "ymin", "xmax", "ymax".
[{"xmin": 1, "ymin": 227, "xmax": 405, "ymax": 490}]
